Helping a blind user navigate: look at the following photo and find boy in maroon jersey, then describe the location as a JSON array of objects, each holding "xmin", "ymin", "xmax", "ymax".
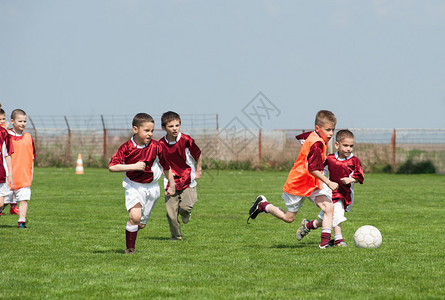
[
  {"xmin": 296, "ymin": 129, "xmax": 364, "ymax": 247},
  {"xmin": 159, "ymin": 111, "xmax": 202, "ymax": 241},
  {"xmin": 109, "ymin": 113, "xmax": 176, "ymax": 254},
  {"xmin": 0, "ymin": 104, "xmax": 14, "ymax": 217}
]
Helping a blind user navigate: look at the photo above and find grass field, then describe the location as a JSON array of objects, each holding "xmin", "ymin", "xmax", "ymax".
[{"xmin": 1, "ymin": 168, "xmax": 444, "ymax": 299}]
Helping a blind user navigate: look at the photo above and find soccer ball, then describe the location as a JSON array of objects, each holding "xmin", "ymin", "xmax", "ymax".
[{"xmin": 353, "ymin": 225, "xmax": 382, "ymax": 249}]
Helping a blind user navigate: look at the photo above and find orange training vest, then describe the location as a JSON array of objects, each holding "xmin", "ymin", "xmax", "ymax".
[
  {"xmin": 283, "ymin": 132, "xmax": 327, "ymax": 197},
  {"xmin": 10, "ymin": 132, "xmax": 35, "ymax": 189}
]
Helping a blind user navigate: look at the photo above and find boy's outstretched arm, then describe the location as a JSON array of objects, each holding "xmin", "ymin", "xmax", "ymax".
[
  {"xmin": 310, "ymin": 170, "xmax": 338, "ymax": 191},
  {"xmin": 109, "ymin": 161, "xmax": 146, "ymax": 172},
  {"xmin": 163, "ymin": 168, "xmax": 176, "ymax": 196}
]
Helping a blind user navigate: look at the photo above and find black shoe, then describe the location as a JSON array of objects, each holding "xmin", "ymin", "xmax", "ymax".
[{"xmin": 247, "ymin": 195, "xmax": 267, "ymax": 224}]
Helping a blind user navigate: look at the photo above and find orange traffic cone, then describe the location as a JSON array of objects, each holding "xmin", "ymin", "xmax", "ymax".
[{"xmin": 75, "ymin": 154, "xmax": 84, "ymax": 174}]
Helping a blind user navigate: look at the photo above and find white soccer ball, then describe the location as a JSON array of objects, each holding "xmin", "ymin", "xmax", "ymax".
[{"xmin": 353, "ymin": 225, "xmax": 382, "ymax": 249}]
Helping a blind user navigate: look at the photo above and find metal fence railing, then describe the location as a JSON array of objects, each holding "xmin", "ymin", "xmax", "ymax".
[{"xmin": 23, "ymin": 115, "xmax": 445, "ymax": 174}]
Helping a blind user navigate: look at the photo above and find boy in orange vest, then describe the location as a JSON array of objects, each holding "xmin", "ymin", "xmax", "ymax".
[
  {"xmin": 7, "ymin": 109, "xmax": 36, "ymax": 228},
  {"xmin": 248, "ymin": 110, "xmax": 339, "ymax": 249}
]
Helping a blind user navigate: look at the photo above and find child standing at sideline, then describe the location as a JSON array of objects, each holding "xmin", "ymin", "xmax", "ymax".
[
  {"xmin": 0, "ymin": 104, "xmax": 14, "ymax": 217},
  {"xmin": 297, "ymin": 129, "xmax": 364, "ymax": 247},
  {"xmin": 0, "ymin": 106, "xmax": 18, "ymax": 215},
  {"xmin": 248, "ymin": 110, "xmax": 339, "ymax": 249},
  {"xmin": 109, "ymin": 113, "xmax": 176, "ymax": 254},
  {"xmin": 159, "ymin": 111, "xmax": 202, "ymax": 241},
  {"xmin": 7, "ymin": 109, "xmax": 35, "ymax": 228}
]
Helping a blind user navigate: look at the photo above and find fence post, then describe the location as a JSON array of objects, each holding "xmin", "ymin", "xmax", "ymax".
[
  {"xmin": 101, "ymin": 115, "xmax": 107, "ymax": 159},
  {"xmin": 259, "ymin": 129, "xmax": 262, "ymax": 162},
  {"xmin": 391, "ymin": 128, "xmax": 396, "ymax": 171},
  {"xmin": 64, "ymin": 116, "xmax": 71, "ymax": 161},
  {"xmin": 28, "ymin": 116, "xmax": 37, "ymax": 147}
]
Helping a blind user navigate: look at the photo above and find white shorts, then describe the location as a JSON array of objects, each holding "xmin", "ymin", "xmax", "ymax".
[
  {"xmin": 0, "ymin": 182, "xmax": 11, "ymax": 197},
  {"xmin": 123, "ymin": 177, "xmax": 160, "ymax": 225},
  {"xmin": 318, "ymin": 200, "xmax": 347, "ymax": 227},
  {"xmin": 282, "ymin": 184, "xmax": 332, "ymax": 213},
  {"xmin": 5, "ymin": 187, "xmax": 31, "ymax": 202}
]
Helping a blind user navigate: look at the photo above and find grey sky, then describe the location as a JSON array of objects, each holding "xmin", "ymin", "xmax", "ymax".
[{"xmin": 1, "ymin": 0, "xmax": 445, "ymax": 129}]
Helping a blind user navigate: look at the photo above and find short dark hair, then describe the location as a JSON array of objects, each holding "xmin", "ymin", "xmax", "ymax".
[
  {"xmin": 315, "ymin": 110, "xmax": 337, "ymax": 127},
  {"xmin": 11, "ymin": 109, "xmax": 26, "ymax": 120},
  {"xmin": 336, "ymin": 129, "xmax": 354, "ymax": 142},
  {"xmin": 132, "ymin": 113, "xmax": 154, "ymax": 128},
  {"xmin": 161, "ymin": 111, "xmax": 181, "ymax": 127}
]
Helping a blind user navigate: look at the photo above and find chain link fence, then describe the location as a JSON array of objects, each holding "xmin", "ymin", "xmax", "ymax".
[{"xmin": 25, "ymin": 115, "xmax": 445, "ymax": 174}]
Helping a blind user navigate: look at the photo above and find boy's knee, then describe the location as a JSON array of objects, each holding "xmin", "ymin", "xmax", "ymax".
[
  {"xmin": 284, "ymin": 215, "xmax": 296, "ymax": 223},
  {"xmin": 325, "ymin": 202, "xmax": 334, "ymax": 214}
]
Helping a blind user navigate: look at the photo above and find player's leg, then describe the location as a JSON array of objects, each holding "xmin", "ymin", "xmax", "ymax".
[
  {"xmin": 139, "ymin": 182, "xmax": 160, "ymax": 230},
  {"xmin": 248, "ymin": 193, "xmax": 301, "ymax": 224},
  {"xmin": 16, "ymin": 188, "xmax": 31, "ymax": 228},
  {"xmin": 314, "ymin": 195, "xmax": 334, "ymax": 248},
  {"xmin": 124, "ymin": 180, "xmax": 144, "ymax": 254},
  {"xmin": 178, "ymin": 187, "xmax": 197, "ymax": 224},
  {"xmin": 266, "ymin": 206, "xmax": 297, "ymax": 223},
  {"xmin": 332, "ymin": 202, "xmax": 347, "ymax": 247},
  {"xmin": 165, "ymin": 191, "xmax": 182, "ymax": 240},
  {"xmin": 0, "ymin": 182, "xmax": 10, "ymax": 215}
]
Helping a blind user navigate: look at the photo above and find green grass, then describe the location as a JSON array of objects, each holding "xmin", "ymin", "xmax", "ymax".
[{"xmin": 1, "ymin": 169, "xmax": 444, "ymax": 299}]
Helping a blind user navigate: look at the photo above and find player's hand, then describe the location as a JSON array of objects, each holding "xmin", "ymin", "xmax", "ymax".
[
  {"xmin": 165, "ymin": 185, "xmax": 175, "ymax": 196},
  {"xmin": 328, "ymin": 181, "xmax": 339, "ymax": 191},
  {"xmin": 195, "ymin": 169, "xmax": 202, "ymax": 179},
  {"xmin": 340, "ymin": 177, "xmax": 355, "ymax": 185},
  {"xmin": 8, "ymin": 177, "xmax": 14, "ymax": 190},
  {"xmin": 133, "ymin": 161, "xmax": 146, "ymax": 171}
]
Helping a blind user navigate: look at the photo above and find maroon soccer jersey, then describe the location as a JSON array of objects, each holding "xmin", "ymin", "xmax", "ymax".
[
  {"xmin": 0, "ymin": 127, "xmax": 13, "ymax": 183},
  {"xmin": 159, "ymin": 132, "xmax": 201, "ymax": 191},
  {"xmin": 109, "ymin": 137, "xmax": 170, "ymax": 184},
  {"xmin": 324, "ymin": 152, "xmax": 364, "ymax": 210}
]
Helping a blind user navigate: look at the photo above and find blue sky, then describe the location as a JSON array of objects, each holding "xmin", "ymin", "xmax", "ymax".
[{"xmin": 1, "ymin": 0, "xmax": 445, "ymax": 129}]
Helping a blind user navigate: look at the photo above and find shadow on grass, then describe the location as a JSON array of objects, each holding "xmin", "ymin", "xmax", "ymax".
[
  {"xmin": 139, "ymin": 236, "xmax": 170, "ymax": 241},
  {"xmin": 271, "ymin": 241, "xmax": 319, "ymax": 249},
  {"xmin": 93, "ymin": 249, "xmax": 125, "ymax": 254},
  {"xmin": 0, "ymin": 224, "xmax": 18, "ymax": 228}
]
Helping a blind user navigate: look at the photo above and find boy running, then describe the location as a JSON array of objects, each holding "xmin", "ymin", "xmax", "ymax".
[
  {"xmin": 159, "ymin": 111, "xmax": 202, "ymax": 241},
  {"xmin": 248, "ymin": 110, "xmax": 339, "ymax": 249},
  {"xmin": 109, "ymin": 113, "xmax": 175, "ymax": 254},
  {"xmin": 297, "ymin": 129, "xmax": 364, "ymax": 247}
]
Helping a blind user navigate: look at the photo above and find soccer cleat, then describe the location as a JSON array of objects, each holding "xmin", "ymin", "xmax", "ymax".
[
  {"xmin": 319, "ymin": 243, "xmax": 333, "ymax": 249},
  {"xmin": 124, "ymin": 248, "xmax": 136, "ymax": 255},
  {"xmin": 10, "ymin": 206, "xmax": 19, "ymax": 215},
  {"xmin": 181, "ymin": 212, "xmax": 191, "ymax": 224},
  {"xmin": 247, "ymin": 195, "xmax": 267, "ymax": 224},
  {"xmin": 336, "ymin": 240, "xmax": 347, "ymax": 247},
  {"xmin": 168, "ymin": 236, "xmax": 183, "ymax": 241},
  {"xmin": 296, "ymin": 219, "xmax": 311, "ymax": 241},
  {"xmin": 17, "ymin": 223, "xmax": 27, "ymax": 229}
]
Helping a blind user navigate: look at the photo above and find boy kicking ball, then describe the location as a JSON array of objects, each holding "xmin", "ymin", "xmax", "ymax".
[
  {"xmin": 109, "ymin": 113, "xmax": 175, "ymax": 254},
  {"xmin": 248, "ymin": 110, "xmax": 339, "ymax": 249},
  {"xmin": 297, "ymin": 129, "xmax": 364, "ymax": 247}
]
